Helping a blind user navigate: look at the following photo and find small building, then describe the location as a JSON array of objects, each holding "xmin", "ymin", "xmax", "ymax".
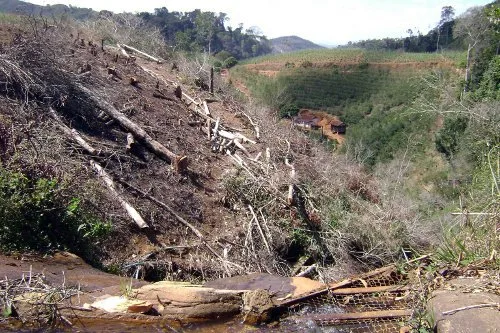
[
  {"xmin": 293, "ymin": 117, "xmax": 321, "ymax": 130},
  {"xmin": 293, "ymin": 110, "xmax": 321, "ymax": 130},
  {"xmin": 330, "ymin": 119, "xmax": 346, "ymax": 134}
]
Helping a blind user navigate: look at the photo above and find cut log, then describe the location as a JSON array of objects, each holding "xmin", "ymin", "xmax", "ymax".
[
  {"xmin": 48, "ymin": 108, "xmax": 98, "ymax": 156},
  {"xmin": 90, "ymin": 161, "xmax": 148, "ymax": 229},
  {"xmin": 181, "ymin": 92, "xmax": 199, "ymax": 106},
  {"xmin": 121, "ymin": 44, "xmax": 162, "ymax": 63},
  {"xmin": 74, "ymin": 83, "xmax": 187, "ymax": 172},
  {"xmin": 117, "ymin": 43, "xmax": 130, "ymax": 58},
  {"xmin": 295, "ymin": 265, "xmax": 317, "ymax": 278},
  {"xmin": 203, "ymin": 100, "xmax": 211, "ymax": 116},
  {"xmin": 48, "ymin": 108, "xmax": 148, "ymax": 229}
]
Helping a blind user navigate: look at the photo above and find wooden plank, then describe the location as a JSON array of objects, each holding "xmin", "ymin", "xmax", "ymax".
[
  {"xmin": 277, "ymin": 264, "xmax": 398, "ymax": 308},
  {"xmin": 331, "ymin": 285, "xmax": 408, "ymax": 295},
  {"xmin": 305, "ymin": 309, "xmax": 412, "ymax": 322}
]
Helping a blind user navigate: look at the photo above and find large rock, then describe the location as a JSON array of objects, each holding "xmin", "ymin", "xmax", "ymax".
[
  {"xmin": 428, "ymin": 278, "xmax": 500, "ymax": 333},
  {"xmin": 134, "ymin": 281, "xmax": 243, "ymax": 319}
]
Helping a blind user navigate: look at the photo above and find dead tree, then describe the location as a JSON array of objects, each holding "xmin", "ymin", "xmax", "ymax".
[{"xmin": 74, "ymin": 83, "xmax": 188, "ymax": 172}]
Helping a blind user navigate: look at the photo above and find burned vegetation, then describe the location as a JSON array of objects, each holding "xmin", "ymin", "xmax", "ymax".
[{"xmin": 0, "ymin": 15, "xmax": 432, "ymax": 284}]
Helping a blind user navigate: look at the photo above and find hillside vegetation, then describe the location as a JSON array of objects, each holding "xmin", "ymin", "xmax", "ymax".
[
  {"xmin": 230, "ymin": 1, "xmax": 499, "ymax": 274},
  {"xmin": 233, "ymin": 49, "xmax": 461, "ymax": 165}
]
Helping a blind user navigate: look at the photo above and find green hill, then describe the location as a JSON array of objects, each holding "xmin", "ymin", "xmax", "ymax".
[
  {"xmin": 0, "ymin": 0, "xmax": 97, "ymax": 19},
  {"xmin": 270, "ymin": 35, "xmax": 324, "ymax": 54}
]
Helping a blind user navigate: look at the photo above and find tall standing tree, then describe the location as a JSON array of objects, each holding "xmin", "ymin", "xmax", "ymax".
[
  {"xmin": 436, "ymin": 6, "xmax": 455, "ymax": 52},
  {"xmin": 454, "ymin": 6, "xmax": 491, "ymax": 93}
]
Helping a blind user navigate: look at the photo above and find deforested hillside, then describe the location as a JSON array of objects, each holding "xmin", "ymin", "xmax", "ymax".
[
  {"xmin": 0, "ymin": 12, "xmax": 439, "ymax": 285},
  {"xmin": 0, "ymin": 3, "xmax": 498, "ymax": 332}
]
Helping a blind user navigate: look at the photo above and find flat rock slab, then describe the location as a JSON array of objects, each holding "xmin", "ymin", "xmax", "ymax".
[
  {"xmin": 204, "ymin": 273, "xmax": 325, "ymax": 299},
  {"xmin": 0, "ymin": 252, "xmax": 146, "ymax": 295},
  {"xmin": 428, "ymin": 278, "xmax": 500, "ymax": 333}
]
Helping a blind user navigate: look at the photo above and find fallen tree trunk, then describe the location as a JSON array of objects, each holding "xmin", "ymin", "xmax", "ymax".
[
  {"xmin": 117, "ymin": 44, "xmax": 131, "ymax": 58},
  {"xmin": 48, "ymin": 108, "xmax": 148, "ymax": 229},
  {"xmin": 90, "ymin": 161, "xmax": 148, "ymax": 229},
  {"xmin": 75, "ymin": 83, "xmax": 188, "ymax": 172},
  {"xmin": 120, "ymin": 44, "xmax": 162, "ymax": 63},
  {"xmin": 49, "ymin": 108, "xmax": 98, "ymax": 156}
]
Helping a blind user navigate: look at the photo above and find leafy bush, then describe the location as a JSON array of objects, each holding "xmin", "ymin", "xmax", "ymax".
[
  {"xmin": 223, "ymin": 56, "xmax": 238, "ymax": 68},
  {"xmin": 215, "ymin": 50, "xmax": 232, "ymax": 61},
  {"xmin": 213, "ymin": 60, "xmax": 222, "ymax": 70},
  {"xmin": 435, "ymin": 116, "xmax": 468, "ymax": 159},
  {"xmin": 279, "ymin": 102, "xmax": 300, "ymax": 118},
  {"xmin": 474, "ymin": 55, "xmax": 500, "ymax": 101},
  {"xmin": 0, "ymin": 168, "xmax": 110, "ymax": 258}
]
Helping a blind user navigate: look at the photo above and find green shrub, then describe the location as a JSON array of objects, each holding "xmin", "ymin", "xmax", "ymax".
[
  {"xmin": 279, "ymin": 102, "xmax": 300, "ymax": 118},
  {"xmin": 435, "ymin": 116, "xmax": 468, "ymax": 159},
  {"xmin": 213, "ymin": 60, "xmax": 222, "ymax": 69},
  {"xmin": 0, "ymin": 168, "xmax": 110, "ymax": 258},
  {"xmin": 474, "ymin": 55, "xmax": 500, "ymax": 101},
  {"xmin": 215, "ymin": 50, "xmax": 232, "ymax": 61},
  {"xmin": 223, "ymin": 56, "xmax": 238, "ymax": 68}
]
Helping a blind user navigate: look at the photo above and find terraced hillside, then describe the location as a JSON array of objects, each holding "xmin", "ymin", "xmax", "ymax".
[{"xmin": 231, "ymin": 48, "xmax": 465, "ymax": 165}]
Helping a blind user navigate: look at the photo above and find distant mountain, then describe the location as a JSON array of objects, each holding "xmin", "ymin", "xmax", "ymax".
[
  {"xmin": 0, "ymin": 0, "xmax": 97, "ymax": 20},
  {"xmin": 270, "ymin": 36, "xmax": 325, "ymax": 54}
]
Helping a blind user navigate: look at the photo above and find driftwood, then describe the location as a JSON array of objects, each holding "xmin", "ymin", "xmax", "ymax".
[
  {"xmin": 48, "ymin": 108, "xmax": 148, "ymax": 229},
  {"xmin": 120, "ymin": 44, "xmax": 162, "ymax": 63},
  {"xmin": 75, "ymin": 83, "xmax": 188, "ymax": 172}
]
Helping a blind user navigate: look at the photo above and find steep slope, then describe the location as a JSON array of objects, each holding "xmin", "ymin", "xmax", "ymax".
[
  {"xmin": 0, "ymin": 18, "xmax": 391, "ymax": 282},
  {"xmin": 270, "ymin": 35, "xmax": 325, "ymax": 54}
]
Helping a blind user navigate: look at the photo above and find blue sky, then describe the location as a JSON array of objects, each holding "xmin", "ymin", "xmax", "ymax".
[{"xmin": 27, "ymin": 0, "xmax": 494, "ymax": 45}]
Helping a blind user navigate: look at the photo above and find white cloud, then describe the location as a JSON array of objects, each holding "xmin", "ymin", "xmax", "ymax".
[{"xmin": 26, "ymin": 0, "xmax": 493, "ymax": 45}]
